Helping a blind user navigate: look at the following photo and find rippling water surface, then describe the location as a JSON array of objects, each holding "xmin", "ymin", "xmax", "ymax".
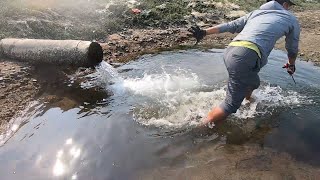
[{"xmin": 0, "ymin": 49, "xmax": 320, "ymax": 179}]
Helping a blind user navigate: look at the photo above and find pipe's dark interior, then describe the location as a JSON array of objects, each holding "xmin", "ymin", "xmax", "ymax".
[{"xmin": 88, "ymin": 42, "xmax": 103, "ymax": 66}]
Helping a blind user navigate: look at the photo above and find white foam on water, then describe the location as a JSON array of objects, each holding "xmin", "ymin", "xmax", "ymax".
[
  {"xmin": 95, "ymin": 61, "xmax": 312, "ymax": 130},
  {"xmin": 88, "ymin": 61, "xmax": 124, "ymax": 89},
  {"xmin": 128, "ymin": 76, "xmax": 311, "ymax": 129},
  {"xmin": 133, "ymin": 89, "xmax": 226, "ymax": 129},
  {"xmin": 234, "ymin": 85, "xmax": 312, "ymax": 120},
  {"xmin": 98, "ymin": 61, "xmax": 121, "ymax": 81},
  {"xmin": 122, "ymin": 70, "xmax": 201, "ymax": 97}
]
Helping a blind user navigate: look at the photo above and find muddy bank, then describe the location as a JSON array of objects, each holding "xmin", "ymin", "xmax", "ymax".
[
  {"xmin": 276, "ymin": 10, "xmax": 320, "ymax": 64},
  {"xmin": 0, "ymin": 60, "xmax": 39, "ymax": 132},
  {"xmin": 101, "ymin": 28, "xmax": 232, "ymax": 64},
  {"xmin": 103, "ymin": 10, "xmax": 320, "ymax": 65}
]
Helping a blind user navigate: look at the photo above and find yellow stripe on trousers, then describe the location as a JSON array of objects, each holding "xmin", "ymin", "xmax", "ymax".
[{"xmin": 229, "ymin": 41, "xmax": 262, "ymax": 59}]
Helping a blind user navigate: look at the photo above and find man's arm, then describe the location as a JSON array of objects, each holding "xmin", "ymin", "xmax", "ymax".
[
  {"xmin": 188, "ymin": 13, "xmax": 252, "ymax": 44},
  {"xmin": 205, "ymin": 26, "xmax": 220, "ymax": 35},
  {"xmin": 285, "ymin": 18, "xmax": 300, "ymax": 65},
  {"xmin": 288, "ymin": 56, "xmax": 296, "ymax": 65},
  {"xmin": 282, "ymin": 18, "xmax": 300, "ymax": 75},
  {"xmin": 205, "ymin": 13, "xmax": 252, "ymax": 35}
]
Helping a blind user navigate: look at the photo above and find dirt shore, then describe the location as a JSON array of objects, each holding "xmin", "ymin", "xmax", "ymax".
[
  {"xmin": 1, "ymin": 9, "xmax": 319, "ymax": 134},
  {"xmin": 102, "ymin": 10, "xmax": 320, "ymax": 65}
]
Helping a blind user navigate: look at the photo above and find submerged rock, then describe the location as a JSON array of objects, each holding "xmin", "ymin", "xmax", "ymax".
[{"xmin": 236, "ymin": 154, "xmax": 272, "ymax": 171}]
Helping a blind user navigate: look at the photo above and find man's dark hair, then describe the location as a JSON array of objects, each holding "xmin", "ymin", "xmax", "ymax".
[{"xmin": 275, "ymin": 0, "xmax": 287, "ymax": 5}]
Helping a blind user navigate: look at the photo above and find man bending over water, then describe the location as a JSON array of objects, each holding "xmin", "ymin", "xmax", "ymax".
[{"xmin": 188, "ymin": 0, "xmax": 300, "ymax": 126}]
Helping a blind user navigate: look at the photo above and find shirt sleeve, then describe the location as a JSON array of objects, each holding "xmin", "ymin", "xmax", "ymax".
[
  {"xmin": 216, "ymin": 12, "xmax": 252, "ymax": 34},
  {"xmin": 285, "ymin": 18, "xmax": 300, "ymax": 58}
]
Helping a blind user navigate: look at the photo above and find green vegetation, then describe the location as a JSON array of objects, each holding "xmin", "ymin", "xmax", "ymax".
[
  {"xmin": 291, "ymin": 0, "xmax": 320, "ymax": 10},
  {"xmin": 226, "ymin": 0, "xmax": 265, "ymax": 11},
  {"xmin": 0, "ymin": 0, "xmax": 319, "ymax": 41},
  {"xmin": 128, "ymin": 0, "xmax": 190, "ymax": 27}
]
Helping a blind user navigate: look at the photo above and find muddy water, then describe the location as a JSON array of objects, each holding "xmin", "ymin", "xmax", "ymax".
[{"xmin": 0, "ymin": 49, "xmax": 320, "ymax": 179}]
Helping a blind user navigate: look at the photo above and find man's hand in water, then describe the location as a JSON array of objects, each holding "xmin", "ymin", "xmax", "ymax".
[{"xmin": 199, "ymin": 118, "xmax": 215, "ymax": 129}]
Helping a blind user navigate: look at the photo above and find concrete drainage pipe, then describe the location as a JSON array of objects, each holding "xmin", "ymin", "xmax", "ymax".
[{"xmin": 0, "ymin": 38, "xmax": 103, "ymax": 67}]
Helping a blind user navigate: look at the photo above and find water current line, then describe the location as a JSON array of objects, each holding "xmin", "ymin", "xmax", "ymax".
[{"xmin": 99, "ymin": 61, "xmax": 121, "ymax": 80}]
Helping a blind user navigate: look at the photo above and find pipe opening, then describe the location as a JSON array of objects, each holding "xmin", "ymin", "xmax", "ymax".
[{"xmin": 88, "ymin": 42, "xmax": 103, "ymax": 66}]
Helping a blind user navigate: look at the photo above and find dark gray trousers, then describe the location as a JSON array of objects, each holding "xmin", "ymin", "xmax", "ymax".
[{"xmin": 220, "ymin": 46, "xmax": 261, "ymax": 114}]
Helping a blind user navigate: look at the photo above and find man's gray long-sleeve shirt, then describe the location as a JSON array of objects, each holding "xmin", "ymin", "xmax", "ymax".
[{"xmin": 217, "ymin": 1, "xmax": 300, "ymax": 68}]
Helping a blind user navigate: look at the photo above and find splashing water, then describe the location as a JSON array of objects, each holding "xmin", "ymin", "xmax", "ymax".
[
  {"xmin": 98, "ymin": 61, "xmax": 121, "ymax": 80},
  {"xmin": 234, "ymin": 85, "xmax": 312, "ymax": 120},
  {"xmin": 93, "ymin": 51, "xmax": 313, "ymax": 130},
  {"xmin": 122, "ymin": 69, "xmax": 201, "ymax": 97},
  {"xmin": 132, "ymin": 88, "xmax": 226, "ymax": 129},
  {"xmin": 132, "ymin": 83, "xmax": 311, "ymax": 129},
  {"xmin": 92, "ymin": 61, "xmax": 123, "ymax": 86},
  {"xmin": 95, "ymin": 62, "xmax": 311, "ymax": 129}
]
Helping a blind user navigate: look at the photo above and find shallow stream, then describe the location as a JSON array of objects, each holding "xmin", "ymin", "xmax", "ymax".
[{"xmin": 0, "ymin": 49, "xmax": 320, "ymax": 179}]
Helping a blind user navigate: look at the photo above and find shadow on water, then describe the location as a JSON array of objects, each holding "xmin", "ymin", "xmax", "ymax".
[
  {"xmin": 33, "ymin": 64, "xmax": 112, "ymax": 111},
  {"xmin": 0, "ymin": 49, "xmax": 320, "ymax": 179}
]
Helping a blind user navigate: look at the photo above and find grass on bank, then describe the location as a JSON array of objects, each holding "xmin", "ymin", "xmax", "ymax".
[{"xmin": 0, "ymin": 0, "xmax": 319, "ymax": 40}]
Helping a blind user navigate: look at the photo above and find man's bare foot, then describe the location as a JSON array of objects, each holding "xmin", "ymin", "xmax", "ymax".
[
  {"xmin": 203, "ymin": 107, "xmax": 228, "ymax": 126},
  {"xmin": 245, "ymin": 96, "xmax": 255, "ymax": 103}
]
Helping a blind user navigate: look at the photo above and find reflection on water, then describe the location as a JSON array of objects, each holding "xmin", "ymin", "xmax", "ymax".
[
  {"xmin": 71, "ymin": 174, "xmax": 78, "ymax": 180},
  {"xmin": 53, "ymin": 158, "xmax": 65, "ymax": 176},
  {"xmin": 0, "ymin": 102, "xmax": 42, "ymax": 146},
  {"xmin": 53, "ymin": 138, "xmax": 81, "ymax": 178},
  {"xmin": 0, "ymin": 49, "xmax": 320, "ymax": 179}
]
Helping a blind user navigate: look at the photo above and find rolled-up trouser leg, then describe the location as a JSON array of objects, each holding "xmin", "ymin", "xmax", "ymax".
[{"xmin": 220, "ymin": 46, "xmax": 261, "ymax": 114}]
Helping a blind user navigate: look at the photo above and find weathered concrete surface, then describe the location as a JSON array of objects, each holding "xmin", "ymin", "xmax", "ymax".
[{"xmin": 0, "ymin": 39, "xmax": 103, "ymax": 67}]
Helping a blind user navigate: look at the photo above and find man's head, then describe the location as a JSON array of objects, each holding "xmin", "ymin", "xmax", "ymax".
[{"xmin": 267, "ymin": 0, "xmax": 296, "ymax": 9}]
